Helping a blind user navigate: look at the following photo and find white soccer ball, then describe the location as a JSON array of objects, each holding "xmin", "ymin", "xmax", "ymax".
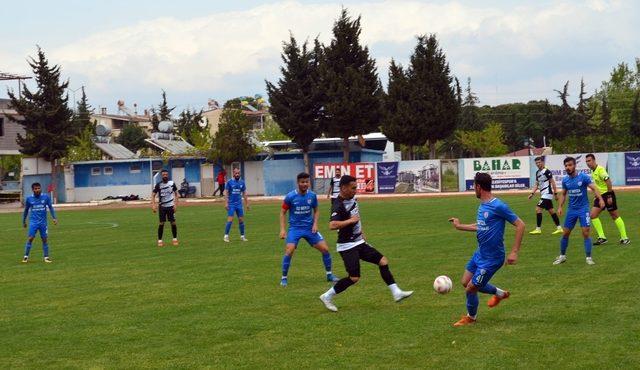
[{"xmin": 433, "ymin": 275, "xmax": 453, "ymax": 294}]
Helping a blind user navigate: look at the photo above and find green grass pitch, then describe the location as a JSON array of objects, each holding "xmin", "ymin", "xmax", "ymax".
[{"xmin": 1, "ymin": 193, "xmax": 639, "ymax": 368}]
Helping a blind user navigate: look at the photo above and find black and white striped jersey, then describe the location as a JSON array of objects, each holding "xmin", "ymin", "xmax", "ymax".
[
  {"xmin": 153, "ymin": 180, "xmax": 178, "ymax": 208},
  {"xmin": 536, "ymin": 168, "xmax": 554, "ymax": 200}
]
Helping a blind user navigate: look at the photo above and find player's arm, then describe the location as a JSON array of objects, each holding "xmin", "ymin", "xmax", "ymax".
[
  {"xmin": 243, "ymin": 191, "xmax": 250, "ymax": 210},
  {"xmin": 605, "ymin": 178, "xmax": 613, "ymax": 193},
  {"xmin": 47, "ymin": 196, "xmax": 58, "ymax": 225},
  {"xmin": 279, "ymin": 206, "xmax": 288, "ymax": 239},
  {"xmin": 151, "ymin": 184, "xmax": 158, "ymax": 213},
  {"xmin": 22, "ymin": 201, "xmax": 30, "ymax": 228},
  {"xmin": 588, "ymin": 183, "xmax": 604, "ymax": 208},
  {"xmin": 312, "ymin": 206, "xmax": 320, "ymax": 233},
  {"xmin": 329, "ymin": 216, "xmax": 359, "ymax": 230},
  {"xmin": 327, "ymin": 179, "xmax": 333, "ymax": 199},
  {"xmin": 224, "ymin": 183, "xmax": 230, "ymax": 210},
  {"xmin": 550, "ymin": 177, "xmax": 559, "ymax": 200},
  {"xmin": 528, "ymin": 182, "xmax": 538, "ymax": 199},
  {"xmin": 448, "ymin": 218, "xmax": 477, "ymax": 232},
  {"xmin": 172, "ymin": 183, "xmax": 179, "ymax": 211},
  {"xmin": 507, "ymin": 218, "xmax": 525, "ymax": 264},
  {"xmin": 557, "ymin": 187, "xmax": 568, "ymax": 216}
]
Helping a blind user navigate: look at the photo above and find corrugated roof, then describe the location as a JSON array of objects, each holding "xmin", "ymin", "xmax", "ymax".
[
  {"xmin": 94, "ymin": 143, "xmax": 137, "ymax": 159},
  {"xmin": 145, "ymin": 138, "xmax": 195, "ymax": 155}
]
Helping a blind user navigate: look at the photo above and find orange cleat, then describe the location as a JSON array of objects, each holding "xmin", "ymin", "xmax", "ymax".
[
  {"xmin": 453, "ymin": 315, "xmax": 476, "ymax": 327},
  {"xmin": 157, "ymin": 240, "xmax": 164, "ymax": 247},
  {"xmin": 172, "ymin": 239, "xmax": 179, "ymax": 246},
  {"xmin": 488, "ymin": 291, "xmax": 510, "ymax": 308}
]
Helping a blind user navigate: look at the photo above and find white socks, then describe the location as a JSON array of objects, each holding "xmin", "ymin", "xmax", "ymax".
[
  {"xmin": 495, "ymin": 288, "xmax": 505, "ymax": 298},
  {"xmin": 388, "ymin": 283, "xmax": 401, "ymax": 295},
  {"xmin": 324, "ymin": 287, "xmax": 336, "ymax": 298}
]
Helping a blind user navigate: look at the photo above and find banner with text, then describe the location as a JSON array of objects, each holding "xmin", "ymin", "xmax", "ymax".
[
  {"xmin": 376, "ymin": 162, "xmax": 399, "ymax": 193},
  {"xmin": 625, "ymin": 152, "xmax": 640, "ymax": 185},
  {"xmin": 395, "ymin": 160, "xmax": 441, "ymax": 193},
  {"xmin": 314, "ymin": 162, "xmax": 376, "ymax": 194},
  {"xmin": 463, "ymin": 156, "xmax": 530, "ymax": 190},
  {"xmin": 545, "ymin": 153, "xmax": 608, "ymax": 185}
]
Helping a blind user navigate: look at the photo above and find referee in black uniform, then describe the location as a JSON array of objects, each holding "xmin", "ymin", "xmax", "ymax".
[{"xmin": 319, "ymin": 175, "xmax": 413, "ymax": 312}]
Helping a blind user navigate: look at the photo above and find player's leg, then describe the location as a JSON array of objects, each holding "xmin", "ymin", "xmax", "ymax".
[
  {"xmin": 530, "ymin": 205, "xmax": 543, "ymax": 234},
  {"xmin": 320, "ymin": 247, "xmax": 361, "ymax": 311},
  {"xmin": 310, "ymin": 233, "xmax": 338, "ymax": 282},
  {"xmin": 237, "ymin": 207, "xmax": 247, "ymax": 241},
  {"xmin": 158, "ymin": 221, "xmax": 166, "ymax": 247},
  {"xmin": 607, "ymin": 195, "xmax": 629, "ymax": 244},
  {"xmin": 360, "ymin": 243, "xmax": 413, "ymax": 302},
  {"xmin": 578, "ymin": 211, "xmax": 595, "ymax": 264},
  {"xmin": 224, "ymin": 206, "xmax": 234, "ymax": 241},
  {"xmin": 454, "ymin": 274, "xmax": 479, "ymax": 326},
  {"xmin": 40, "ymin": 225, "xmax": 51, "ymax": 263},
  {"xmin": 590, "ymin": 198, "xmax": 607, "ymax": 244},
  {"xmin": 280, "ymin": 239, "xmax": 297, "ymax": 287},
  {"xmin": 547, "ymin": 203, "xmax": 562, "ymax": 234},
  {"xmin": 555, "ymin": 213, "xmax": 577, "ymax": 264},
  {"xmin": 472, "ymin": 261, "xmax": 509, "ymax": 308},
  {"xmin": 169, "ymin": 209, "xmax": 178, "ymax": 246},
  {"xmin": 23, "ymin": 224, "xmax": 37, "ymax": 262}
]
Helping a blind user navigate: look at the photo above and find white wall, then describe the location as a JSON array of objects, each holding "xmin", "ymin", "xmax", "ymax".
[{"xmin": 243, "ymin": 161, "xmax": 264, "ymax": 196}]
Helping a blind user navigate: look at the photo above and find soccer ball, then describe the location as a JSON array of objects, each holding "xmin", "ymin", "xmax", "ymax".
[{"xmin": 433, "ymin": 275, "xmax": 453, "ymax": 294}]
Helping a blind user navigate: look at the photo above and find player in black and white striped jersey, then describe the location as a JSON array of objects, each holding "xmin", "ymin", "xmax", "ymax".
[
  {"xmin": 152, "ymin": 169, "xmax": 180, "ymax": 247},
  {"xmin": 326, "ymin": 167, "xmax": 342, "ymax": 200},
  {"xmin": 528, "ymin": 157, "xmax": 562, "ymax": 235}
]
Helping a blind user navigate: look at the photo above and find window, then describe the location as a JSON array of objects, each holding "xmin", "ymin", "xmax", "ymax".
[
  {"xmin": 91, "ymin": 167, "xmax": 101, "ymax": 176},
  {"xmin": 0, "ymin": 117, "xmax": 4, "ymax": 136},
  {"xmin": 172, "ymin": 160, "xmax": 185, "ymax": 168},
  {"xmin": 152, "ymin": 161, "xmax": 163, "ymax": 171},
  {"xmin": 104, "ymin": 167, "xmax": 113, "ymax": 175},
  {"xmin": 130, "ymin": 164, "xmax": 142, "ymax": 173}
]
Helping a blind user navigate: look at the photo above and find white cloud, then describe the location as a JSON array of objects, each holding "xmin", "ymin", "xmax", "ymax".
[{"xmin": 26, "ymin": 0, "xmax": 637, "ymax": 108}]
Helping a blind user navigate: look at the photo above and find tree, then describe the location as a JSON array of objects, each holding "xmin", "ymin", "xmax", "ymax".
[
  {"xmin": 255, "ymin": 116, "xmax": 290, "ymax": 142},
  {"xmin": 7, "ymin": 47, "xmax": 75, "ymax": 201},
  {"xmin": 212, "ymin": 109, "xmax": 257, "ymax": 164},
  {"xmin": 601, "ymin": 93, "xmax": 612, "ymax": 151},
  {"xmin": 266, "ymin": 34, "xmax": 323, "ymax": 172},
  {"xmin": 455, "ymin": 122, "xmax": 508, "ymax": 157},
  {"xmin": 459, "ymin": 77, "xmax": 481, "ymax": 131},
  {"xmin": 116, "ymin": 124, "xmax": 148, "ymax": 153},
  {"xmin": 381, "ymin": 60, "xmax": 417, "ymax": 158},
  {"xmin": 631, "ymin": 91, "xmax": 640, "ymax": 147},
  {"xmin": 72, "ymin": 86, "xmax": 92, "ymax": 136},
  {"xmin": 187, "ymin": 122, "xmax": 215, "ymax": 160},
  {"xmin": 151, "ymin": 90, "xmax": 175, "ymax": 131},
  {"xmin": 550, "ymin": 81, "xmax": 578, "ymax": 140},
  {"xmin": 175, "ymin": 108, "xmax": 204, "ymax": 145},
  {"xmin": 319, "ymin": 9, "xmax": 383, "ymax": 162},
  {"xmin": 65, "ymin": 122, "xmax": 102, "ymax": 162}
]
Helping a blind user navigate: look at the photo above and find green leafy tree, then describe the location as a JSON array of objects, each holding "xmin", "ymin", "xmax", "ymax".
[
  {"xmin": 601, "ymin": 93, "xmax": 612, "ymax": 151},
  {"xmin": 116, "ymin": 124, "xmax": 148, "ymax": 153},
  {"xmin": 176, "ymin": 108, "xmax": 205, "ymax": 145},
  {"xmin": 459, "ymin": 77, "xmax": 481, "ymax": 131},
  {"xmin": 151, "ymin": 90, "xmax": 175, "ymax": 131},
  {"xmin": 455, "ymin": 122, "xmax": 508, "ymax": 157},
  {"xmin": 266, "ymin": 34, "xmax": 322, "ymax": 172},
  {"xmin": 255, "ymin": 116, "xmax": 290, "ymax": 142},
  {"xmin": 187, "ymin": 122, "xmax": 215, "ymax": 160},
  {"xmin": 381, "ymin": 60, "xmax": 416, "ymax": 158},
  {"xmin": 212, "ymin": 109, "xmax": 257, "ymax": 164},
  {"xmin": 65, "ymin": 122, "xmax": 102, "ymax": 162},
  {"xmin": 631, "ymin": 91, "xmax": 640, "ymax": 147},
  {"xmin": 7, "ymin": 47, "xmax": 75, "ymax": 201},
  {"xmin": 319, "ymin": 8, "xmax": 383, "ymax": 162},
  {"xmin": 0, "ymin": 155, "xmax": 22, "ymax": 181}
]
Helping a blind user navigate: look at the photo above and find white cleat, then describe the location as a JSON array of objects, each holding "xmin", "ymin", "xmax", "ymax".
[
  {"xmin": 44, "ymin": 257, "xmax": 52, "ymax": 263},
  {"xmin": 240, "ymin": 236, "xmax": 248, "ymax": 242},
  {"xmin": 586, "ymin": 257, "xmax": 596, "ymax": 265},
  {"xmin": 393, "ymin": 290, "xmax": 414, "ymax": 303},
  {"xmin": 319, "ymin": 294, "xmax": 338, "ymax": 312},
  {"xmin": 553, "ymin": 255, "xmax": 567, "ymax": 265},
  {"xmin": 223, "ymin": 235, "xmax": 230, "ymax": 243}
]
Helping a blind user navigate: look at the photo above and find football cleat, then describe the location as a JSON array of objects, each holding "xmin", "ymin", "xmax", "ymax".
[
  {"xmin": 586, "ymin": 257, "xmax": 596, "ymax": 265},
  {"xmin": 553, "ymin": 255, "xmax": 567, "ymax": 265},
  {"xmin": 44, "ymin": 257, "xmax": 52, "ymax": 263},
  {"xmin": 157, "ymin": 240, "xmax": 164, "ymax": 247},
  {"xmin": 240, "ymin": 236, "xmax": 248, "ymax": 242},
  {"xmin": 393, "ymin": 290, "xmax": 414, "ymax": 303},
  {"xmin": 280, "ymin": 277, "xmax": 288, "ymax": 287},
  {"xmin": 326, "ymin": 273, "xmax": 339, "ymax": 282},
  {"xmin": 453, "ymin": 315, "xmax": 476, "ymax": 327},
  {"xmin": 319, "ymin": 294, "xmax": 338, "ymax": 312},
  {"xmin": 529, "ymin": 229, "xmax": 542, "ymax": 235},
  {"xmin": 594, "ymin": 238, "xmax": 608, "ymax": 246},
  {"xmin": 552, "ymin": 228, "xmax": 563, "ymax": 235},
  {"xmin": 172, "ymin": 238, "xmax": 179, "ymax": 246},
  {"xmin": 223, "ymin": 235, "xmax": 230, "ymax": 243},
  {"xmin": 21, "ymin": 256, "xmax": 28, "ymax": 263},
  {"xmin": 488, "ymin": 290, "xmax": 510, "ymax": 308},
  {"xmin": 620, "ymin": 239, "xmax": 631, "ymax": 246}
]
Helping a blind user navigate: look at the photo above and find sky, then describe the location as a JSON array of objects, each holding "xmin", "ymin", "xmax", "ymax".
[{"xmin": 1, "ymin": 0, "xmax": 638, "ymax": 114}]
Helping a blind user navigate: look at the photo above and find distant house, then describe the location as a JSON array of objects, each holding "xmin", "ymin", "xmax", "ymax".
[
  {"xmin": 0, "ymin": 98, "xmax": 24, "ymax": 155},
  {"xmin": 91, "ymin": 107, "xmax": 153, "ymax": 137},
  {"xmin": 202, "ymin": 103, "xmax": 270, "ymax": 137}
]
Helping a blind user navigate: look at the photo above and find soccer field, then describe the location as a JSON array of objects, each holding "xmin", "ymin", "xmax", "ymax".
[{"xmin": 1, "ymin": 193, "xmax": 639, "ymax": 369}]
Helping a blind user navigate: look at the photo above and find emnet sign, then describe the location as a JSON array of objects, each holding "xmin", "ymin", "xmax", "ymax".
[{"xmin": 314, "ymin": 163, "xmax": 376, "ymax": 194}]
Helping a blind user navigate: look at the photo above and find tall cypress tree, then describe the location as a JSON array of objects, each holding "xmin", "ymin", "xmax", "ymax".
[
  {"xmin": 319, "ymin": 9, "xmax": 383, "ymax": 162},
  {"xmin": 266, "ymin": 35, "xmax": 323, "ymax": 173},
  {"xmin": 72, "ymin": 86, "xmax": 93, "ymax": 136},
  {"xmin": 601, "ymin": 93, "xmax": 612, "ymax": 151},
  {"xmin": 460, "ymin": 77, "xmax": 480, "ymax": 131},
  {"xmin": 381, "ymin": 60, "xmax": 417, "ymax": 159},
  {"xmin": 406, "ymin": 34, "xmax": 459, "ymax": 159},
  {"xmin": 7, "ymin": 47, "xmax": 75, "ymax": 201},
  {"xmin": 151, "ymin": 90, "xmax": 175, "ymax": 131},
  {"xmin": 630, "ymin": 91, "xmax": 640, "ymax": 147}
]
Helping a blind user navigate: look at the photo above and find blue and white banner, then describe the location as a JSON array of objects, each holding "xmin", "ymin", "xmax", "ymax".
[
  {"xmin": 625, "ymin": 152, "xmax": 640, "ymax": 185},
  {"xmin": 376, "ymin": 162, "xmax": 399, "ymax": 193}
]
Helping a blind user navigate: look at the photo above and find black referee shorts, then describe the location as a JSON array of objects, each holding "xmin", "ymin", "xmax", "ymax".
[
  {"xmin": 595, "ymin": 191, "xmax": 617, "ymax": 212},
  {"xmin": 339, "ymin": 242, "xmax": 384, "ymax": 277},
  {"xmin": 159, "ymin": 206, "xmax": 176, "ymax": 222}
]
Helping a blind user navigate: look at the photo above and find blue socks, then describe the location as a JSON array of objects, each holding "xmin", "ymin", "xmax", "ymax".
[
  {"xmin": 43, "ymin": 243, "xmax": 49, "ymax": 258},
  {"xmin": 584, "ymin": 237, "xmax": 592, "ymax": 258},
  {"xmin": 478, "ymin": 283, "xmax": 497, "ymax": 295},
  {"xmin": 466, "ymin": 291, "xmax": 479, "ymax": 318},
  {"xmin": 24, "ymin": 241, "xmax": 32, "ymax": 256},
  {"xmin": 224, "ymin": 221, "xmax": 232, "ymax": 235},
  {"xmin": 239, "ymin": 222, "xmax": 245, "ymax": 236},
  {"xmin": 322, "ymin": 252, "xmax": 332, "ymax": 272},
  {"xmin": 560, "ymin": 236, "xmax": 569, "ymax": 255},
  {"xmin": 282, "ymin": 254, "xmax": 292, "ymax": 277}
]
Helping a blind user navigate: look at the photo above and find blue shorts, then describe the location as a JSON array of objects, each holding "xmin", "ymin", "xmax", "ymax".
[
  {"xmin": 227, "ymin": 204, "xmax": 244, "ymax": 218},
  {"xmin": 564, "ymin": 209, "xmax": 591, "ymax": 229},
  {"xmin": 28, "ymin": 223, "xmax": 48, "ymax": 239},
  {"xmin": 286, "ymin": 228, "xmax": 324, "ymax": 247},
  {"xmin": 465, "ymin": 251, "xmax": 503, "ymax": 288}
]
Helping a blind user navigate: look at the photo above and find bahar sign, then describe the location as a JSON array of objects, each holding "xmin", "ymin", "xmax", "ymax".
[{"xmin": 464, "ymin": 156, "xmax": 530, "ymax": 190}]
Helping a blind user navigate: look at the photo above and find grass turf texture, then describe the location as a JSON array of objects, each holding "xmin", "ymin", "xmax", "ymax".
[{"xmin": 1, "ymin": 193, "xmax": 639, "ymax": 369}]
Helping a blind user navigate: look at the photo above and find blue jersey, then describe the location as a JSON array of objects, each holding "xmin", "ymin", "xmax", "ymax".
[
  {"xmin": 23, "ymin": 194, "xmax": 56, "ymax": 225},
  {"xmin": 283, "ymin": 190, "xmax": 318, "ymax": 229},
  {"xmin": 476, "ymin": 198, "xmax": 518, "ymax": 261},
  {"xmin": 562, "ymin": 173, "xmax": 592, "ymax": 211},
  {"xmin": 226, "ymin": 179, "xmax": 246, "ymax": 206}
]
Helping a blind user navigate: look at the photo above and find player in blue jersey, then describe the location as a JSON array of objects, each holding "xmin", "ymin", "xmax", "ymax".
[
  {"xmin": 279, "ymin": 172, "xmax": 339, "ymax": 287},
  {"xmin": 449, "ymin": 172, "xmax": 525, "ymax": 326},
  {"xmin": 22, "ymin": 182, "xmax": 58, "ymax": 263},
  {"xmin": 224, "ymin": 168, "xmax": 249, "ymax": 242},
  {"xmin": 554, "ymin": 157, "xmax": 604, "ymax": 266}
]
